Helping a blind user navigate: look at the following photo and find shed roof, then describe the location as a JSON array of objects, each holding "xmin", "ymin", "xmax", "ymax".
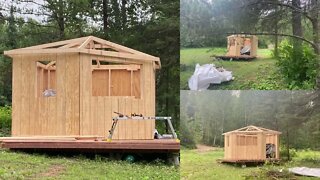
[
  {"xmin": 4, "ymin": 36, "xmax": 160, "ymax": 68},
  {"xmin": 222, "ymin": 125, "xmax": 281, "ymax": 135},
  {"xmin": 227, "ymin": 34, "xmax": 257, "ymax": 38}
]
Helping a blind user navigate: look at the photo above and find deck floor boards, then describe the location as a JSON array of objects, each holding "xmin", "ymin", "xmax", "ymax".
[{"xmin": 0, "ymin": 137, "xmax": 180, "ymax": 153}]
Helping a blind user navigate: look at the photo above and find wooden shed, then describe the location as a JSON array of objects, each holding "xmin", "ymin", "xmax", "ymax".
[
  {"xmin": 222, "ymin": 125, "xmax": 281, "ymax": 163},
  {"xmin": 4, "ymin": 36, "xmax": 161, "ymax": 140},
  {"xmin": 226, "ymin": 35, "xmax": 258, "ymax": 58}
]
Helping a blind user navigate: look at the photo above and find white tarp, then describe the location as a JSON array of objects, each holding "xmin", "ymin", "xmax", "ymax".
[
  {"xmin": 289, "ymin": 167, "xmax": 320, "ymax": 177},
  {"xmin": 188, "ymin": 64, "xmax": 233, "ymax": 90}
]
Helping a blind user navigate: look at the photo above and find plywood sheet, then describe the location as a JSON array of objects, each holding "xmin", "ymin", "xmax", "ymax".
[
  {"xmin": 11, "ymin": 56, "xmax": 22, "ymax": 136},
  {"xmin": 56, "ymin": 54, "xmax": 66, "ymax": 135},
  {"xmin": 20, "ymin": 58, "xmax": 31, "ymax": 135},
  {"xmin": 65, "ymin": 53, "xmax": 80, "ymax": 135},
  {"xmin": 111, "ymin": 70, "xmax": 131, "ymax": 96},
  {"xmin": 92, "ymin": 70, "xmax": 109, "ymax": 96},
  {"xmin": 80, "ymin": 54, "xmax": 92, "ymax": 135}
]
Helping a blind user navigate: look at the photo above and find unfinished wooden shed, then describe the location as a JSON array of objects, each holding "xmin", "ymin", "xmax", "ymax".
[
  {"xmin": 4, "ymin": 36, "xmax": 161, "ymax": 140},
  {"xmin": 226, "ymin": 35, "xmax": 258, "ymax": 57},
  {"xmin": 222, "ymin": 125, "xmax": 281, "ymax": 163}
]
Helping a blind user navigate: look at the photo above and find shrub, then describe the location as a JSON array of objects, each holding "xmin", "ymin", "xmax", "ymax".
[
  {"xmin": 0, "ymin": 106, "xmax": 11, "ymax": 136},
  {"xmin": 279, "ymin": 146, "xmax": 297, "ymax": 160},
  {"xmin": 276, "ymin": 39, "xmax": 318, "ymax": 89}
]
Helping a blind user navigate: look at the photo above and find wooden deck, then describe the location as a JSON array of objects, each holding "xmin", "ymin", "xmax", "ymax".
[
  {"xmin": 0, "ymin": 137, "xmax": 180, "ymax": 153},
  {"xmin": 221, "ymin": 158, "xmax": 280, "ymax": 163},
  {"xmin": 214, "ymin": 55, "xmax": 256, "ymax": 61}
]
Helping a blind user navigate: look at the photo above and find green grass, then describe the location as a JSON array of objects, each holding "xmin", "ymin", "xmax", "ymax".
[
  {"xmin": 181, "ymin": 148, "xmax": 320, "ymax": 180},
  {"xmin": 0, "ymin": 149, "xmax": 179, "ymax": 179},
  {"xmin": 180, "ymin": 47, "xmax": 287, "ymax": 90}
]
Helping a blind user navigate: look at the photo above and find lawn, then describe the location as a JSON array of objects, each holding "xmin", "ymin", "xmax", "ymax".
[
  {"xmin": 0, "ymin": 149, "xmax": 179, "ymax": 179},
  {"xmin": 180, "ymin": 47, "xmax": 286, "ymax": 90},
  {"xmin": 181, "ymin": 147, "xmax": 320, "ymax": 180}
]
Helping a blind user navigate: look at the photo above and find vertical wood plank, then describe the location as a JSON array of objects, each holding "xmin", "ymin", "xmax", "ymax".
[
  {"xmin": 125, "ymin": 98, "xmax": 132, "ymax": 139},
  {"xmin": 80, "ymin": 54, "xmax": 91, "ymax": 135},
  {"xmin": 90, "ymin": 97, "xmax": 98, "ymax": 135},
  {"xmin": 143, "ymin": 62, "xmax": 154, "ymax": 139},
  {"xmin": 138, "ymin": 99, "xmax": 145, "ymax": 139},
  {"xmin": 111, "ymin": 98, "xmax": 119, "ymax": 139},
  {"xmin": 11, "ymin": 56, "xmax": 22, "ymax": 136},
  {"xmin": 65, "ymin": 53, "xmax": 80, "ymax": 135},
  {"xmin": 29, "ymin": 59, "xmax": 37, "ymax": 135},
  {"xmin": 20, "ymin": 58, "xmax": 30, "ymax": 135},
  {"xmin": 104, "ymin": 97, "xmax": 112, "ymax": 137},
  {"xmin": 131, "ymin": 99, "xmax": 139, "ymax": 139},
  {"xmin": 48, "ymin": 98, "xmax": 57, "ymax": 135},
  {"xmin": 56, "ymin": 54, "xmax": 66, "ymax": 135},
  {"xmin": 118, "ymin": 98, "xmax": 126, "ymax": 139},
  {"xmin": 151, "ymin": 64, "xmax": 156, "ymax": 138},
  {"xmin": 97, "ymin": 97, "xmax": 105, "ymax": 136}
]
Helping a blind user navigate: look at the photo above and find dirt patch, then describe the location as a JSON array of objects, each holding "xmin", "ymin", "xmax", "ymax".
[
  {"xmin": 36, "ymin": 164, "xmax": 66, "ymax": 178},
  {"xmin": 194, "ymin": 144, "xmax": 218, "ymax": 153}
]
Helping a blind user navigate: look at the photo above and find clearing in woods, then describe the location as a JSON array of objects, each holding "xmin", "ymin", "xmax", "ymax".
[
  {"xmin": 180, "ymin": 48, "xmax": 286, "ymax": 90},
  {"xmin": 181, "ymin": 145, "xmax": 320, "ymax": 180}
]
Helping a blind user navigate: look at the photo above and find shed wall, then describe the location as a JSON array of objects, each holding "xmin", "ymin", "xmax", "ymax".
[
  {"xmin": 79, "ymin": 54, "xmax": 155, "ymax": 139},
  {"xmin": 12, "ymin": 53, "xmax": 155, "ymax": 139},
  {"xmin": 12, "ymin": 54, "xmax": 80, "ymax": 136}
]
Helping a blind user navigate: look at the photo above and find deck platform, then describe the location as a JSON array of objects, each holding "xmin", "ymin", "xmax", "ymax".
[
  {"xmin": 221, "ymin": 158, "xmax": 280, "ymax": 164},
  {"xmin": 214, "ymin": 55, "xmax": 256, "ymax": 61},
  {"xmin": 0, "ymin": 137, "xmax": 180, "ymax": 153}
]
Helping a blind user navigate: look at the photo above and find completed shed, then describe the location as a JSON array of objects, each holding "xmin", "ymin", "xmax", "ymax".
[
  {"xmin": 222, "ymin": 125, "xmax": 281, "ymax": 163},
  {"xmin": 4, "ymin": 36, "xmax": 160, "ymax": 140}
]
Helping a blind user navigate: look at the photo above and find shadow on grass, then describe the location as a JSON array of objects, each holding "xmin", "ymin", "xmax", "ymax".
[{"xmin": 9, "ymin": 149, "xmax": 175, "ymax": 165}]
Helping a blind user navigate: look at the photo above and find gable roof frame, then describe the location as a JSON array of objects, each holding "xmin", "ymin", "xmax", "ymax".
[{"xmin": 4, "ymin": 36, "xmax": 161, "ymax": 68}]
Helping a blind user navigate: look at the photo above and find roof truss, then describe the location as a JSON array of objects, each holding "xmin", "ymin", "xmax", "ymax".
[
  {"xmin": 223, "ymin": 125, "xmax": 281, "ymax": 135},
  {"xmin": 4, "ymin": 36, "xmax": 160, "ymax": 68}
]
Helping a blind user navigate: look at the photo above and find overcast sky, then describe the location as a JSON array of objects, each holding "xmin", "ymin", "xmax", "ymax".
[{"xmin": 0, "ymin": 0, "xmax": 45, "ymax": 22}]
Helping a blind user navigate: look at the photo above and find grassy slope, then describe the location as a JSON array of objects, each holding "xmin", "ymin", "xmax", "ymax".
[
  {"xmin": 180, "ymin": 47, "xmax": 283, "ymax": 90},
  {"xmin": 0, "ymin": 149, "xmax": 179, "ymax": 179},
  {"xmin": 181, "ymin": 148, "xmax": 319, "ymax": 180}
]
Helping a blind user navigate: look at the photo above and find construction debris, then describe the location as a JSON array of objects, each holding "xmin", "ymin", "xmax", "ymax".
[
  {"xmin": 188, "ymin": 64, "xmax": 233, "ymax": 90},
  {"xmin": 289, "ymin": 167, "xmax": 320, "ymax": 177}
]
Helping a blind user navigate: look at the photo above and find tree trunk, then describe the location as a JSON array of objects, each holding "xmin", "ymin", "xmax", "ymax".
[
  {"xmin": 291, "ymin": 0, "xmax": 303, "ymax": 50},
  {"xmin": 121, "ymin": 0, "xmax": 127, "ymax": 30},
  {"xmin": 274, "ymin": 5, "xmax": 280, "ymax": 57},
  {"xmin": 311, "ymin": 15, "xmax": 320, "ymax": 55},
  {"xmin": 103, "ymin": 0, "xmax": 109, "ymax": 33},
  {"xmin": 56, "ymin": 0, "xmax": 65, "ymax": 39},
  {"xmin": 310, "ymin": 0, "xmax": 320, "ymax": 55}
]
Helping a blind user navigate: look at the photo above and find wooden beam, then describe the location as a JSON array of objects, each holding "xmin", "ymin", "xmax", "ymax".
[
  {"xmin": 83, "ymin": 49, "xmax": 159, "ymax": 62},
  {"xmin": 92, "ymin": 65, "xmax": 140, "ymax": 71},
  {"xmin": 0, "ymin": 139, "xmax": 180, "ymax": 152},
  {"xmin": 17, "ymin": 36, "xmax": 88, "ymax": 50},
  {"xmin": 59, "ymin": 42, "xmax": 81, "ymax": 49},
  {"xmin": 45, "ymin": 61, "xmax": 56, "ymax": 68},
  {"xmin": 91, "ymin": 36, "xmax": 158, "ymax": 59},
  {"xmin": 79, "ymin": 36, "xmax": 93, "ymax": 49},
  {"xmin": 4, "ymin": 48, "xmax": 160, "ymax": 64}
]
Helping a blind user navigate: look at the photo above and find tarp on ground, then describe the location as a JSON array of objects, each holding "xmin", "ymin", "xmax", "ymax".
[
  {"xmin": 188, "ymin": 64, "xmax": 233, "ymax": 90},
  {"xmin": 289, "ymin": 167, "xmax": 320, "ymax": 177}
]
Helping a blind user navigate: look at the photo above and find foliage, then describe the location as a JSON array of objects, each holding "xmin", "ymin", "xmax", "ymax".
[
  {"xmin": 180, "ymin": 90, "xmax": 320, "ymax": 150},
  {"xmin": 0, "ymin": 149, "xmax": 179, "ymax": 179},
  {"xmin": 276, "ymin": 40, "xmax": 318, "ymax": 89},
  {"xmin": 280, "ymin": 147, "xmax": 297, "ymax": 160},
  {"xmin": 0, "ymin": 106, "xmax": 11, "ymax": 137},
  {"xmin": 0, "ymin": 0, "xmax": 180, "ymax": 132},
  {"xmin": 246, "ymin": 64, "xmax": 287, "ymax": 90}
]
